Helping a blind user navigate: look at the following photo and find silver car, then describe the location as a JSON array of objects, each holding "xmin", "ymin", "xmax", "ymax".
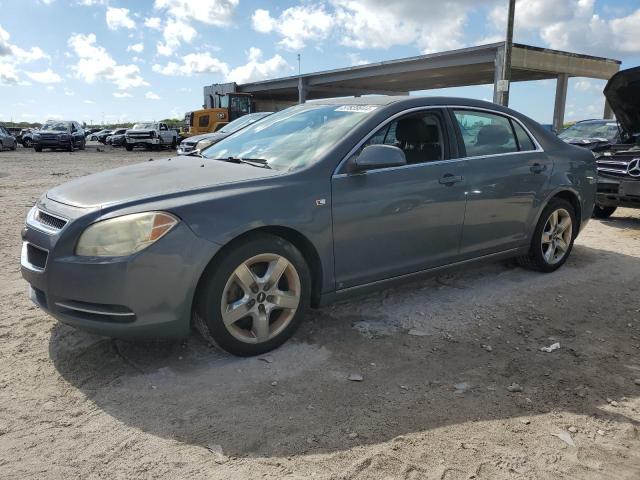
[{"xmin": 0, "ymin": 126, "xmax": 17, "ymax": 151}]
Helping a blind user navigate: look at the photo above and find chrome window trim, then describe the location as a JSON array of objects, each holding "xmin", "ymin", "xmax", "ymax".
[
  {"xmin": 332, "ymin": 104, "xmax": 544, "ymax": 178},
  {"xmin": 21, "ymin": 241, "xmax": 48, "ymax": 272},
  {"xmin": 26, "ymin": 207, "xmax": 69, "ymax": 236}
]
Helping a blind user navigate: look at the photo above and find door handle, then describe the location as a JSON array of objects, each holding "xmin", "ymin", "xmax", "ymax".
[
  {"xmin": 530, "ymin": 163, "xmax": 547, "ymax": 174},
  {"xmin": 439, "ymin": 174, "xmax": 464, "ymax": 185}
]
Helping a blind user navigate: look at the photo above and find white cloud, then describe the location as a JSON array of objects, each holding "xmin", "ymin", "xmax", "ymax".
[
  {"xmin": 145, "ymin": 91, "xmax": 161, "ymax": 100},
  {"xmin": 64, "ymin": 88, "xmax": 75, "ymax": 96},
  {"xmin": 0, "ymin": 24, "xmax": 49, "ymax": 84},
  {"xmin": 25, "ymin": 68, "xmax": 62, "ymax": 84},
  {"xmin": 152, "ymin": 0, "xmax": 239, "ymax": 55},
  {"xmin": 489, "ymin": 0, "xmax": 640, "ymax": 56},
  {"xmin": 106, "ymin": 7, "xmax": 136, "ymax": 30},
  {"xmin": 157, "ymin": 18, "xmax": 197, "ymax": 56},
  {"xmin": 347, "ymin": 53, "xmax": 369, "ymax": 66},
  {"xmin": 153, "ymin": 52, "xmax": 229, "ymax": 76},
  {"xmin": 67, "ymin": 33, "xmax": 148, "ymax": 90},
  {"xmin": 0, "ymin": 63, "xmax": 19, "ymax": 84},
  {"xmin": 113, "ymin": 91, "xmax": 133, "ymax": 98},
  {"xmin": 251, "ymin": 5, "xmax": 333, "ymax": 50},
  {"xmin": 154, "ymin": 0, "xmax": 239, "ymax": 26},
  {"xmin": 227, "ymin": 48, "xmax": 291, "ymax": 84},
  {"xmin": 127, "ymin": 43, "xmax": 144, "ymax": 53},
  {"xmin": 144, "ymin": 17, "xmax": 162, "ymax": 30},
  {"xmin": 83, "ymin": 99, "xmax": 95, "ymax": 104}
]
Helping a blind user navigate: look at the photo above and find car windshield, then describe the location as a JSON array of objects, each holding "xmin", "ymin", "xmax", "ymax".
[
  {"xmin": 559, "ymin": 122, "xmax": 619, "ymax": 142},
  {"xmin": 218, "ymin": 112, "xmax": 272, "ymax": 134},
  {"xmin": 133, "ymin": 123, "xmax": 156, "ymax": 130},
  {"xmin": 201, "ymin": 104, "xmax": 378, "ymax": 171},
  {"xmin": 41, "ymin": 122, "xmax": 69, "ymax": 132}
]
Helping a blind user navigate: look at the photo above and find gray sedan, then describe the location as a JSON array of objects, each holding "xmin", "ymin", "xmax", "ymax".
[
  {"xmin": 21, "ymin": 96, "xmax": 596, "ymax": 356},
  {"xmin": 0, "ymin": 126, "xmax": 17, "ymax": 151}
]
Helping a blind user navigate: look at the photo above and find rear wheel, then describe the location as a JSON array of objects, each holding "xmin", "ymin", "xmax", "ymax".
[
  {"xmin": 125, "ymin": 144, "xmax": 133, "ymax": 151},
  {"xmin": 194, "ymin": 234, "xmax": 311, "ymax": 356},
  {"xmin": 518, "ymin": 198, "xmax": 576, "ymax": 273},
  {"xmin": 592, "ymin": 205, "xmax": 616, "ymax": 219}
]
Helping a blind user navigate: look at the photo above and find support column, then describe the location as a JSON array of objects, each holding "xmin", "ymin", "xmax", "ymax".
[
  {"xmin": 603, "ymin": 100, "xmax": 613, "ymax": 119},
  {"xmin": 493, "ymin": 46, "xmax": 505, "ymax": 104},
  {"xmin": 298, "ymin": 77, "xmax": 307, "ymax": 104},
  {"xmin": 553, "ymin": 74, "xmax": 569, "ymax": 133}
]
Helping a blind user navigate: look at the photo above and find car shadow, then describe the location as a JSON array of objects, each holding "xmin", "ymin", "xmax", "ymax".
[
  {"xmin": 597, "ymin": 212, "xmax": 640, "ymax": 231},
  {"xmin": 49, "ymin": 245, "xmax": 640, "ymax": 457}
]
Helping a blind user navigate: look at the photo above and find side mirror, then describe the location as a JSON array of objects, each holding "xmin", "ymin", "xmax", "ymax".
[{"xmin": 348, "ymin": 144, "xmax": 407, "ymax": 173}]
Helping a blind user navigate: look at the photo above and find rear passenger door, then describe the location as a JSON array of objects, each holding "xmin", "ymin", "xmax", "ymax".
[{"xmin": 449, "ymin": 109, "xmax": 552, "ymax": 257}]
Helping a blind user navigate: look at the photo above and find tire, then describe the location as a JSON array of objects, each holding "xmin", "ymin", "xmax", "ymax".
[
  {"xmin": 10, "ymin": 142, "xmax": 16, "ymax": 151},
  {"xmin": 171, "ymin": 138, "xmax": 177, "ymax": 149},
  {"xmin": 79, "ymin": 139, "xmax": 86, "ymax": 150},
  {"xmin": 34, "ymin": 145, "xmax": 42, "ymax": 152},
  {"xmin": 68, "ymin": 141, "xmax": 74, "ymax": 152},
  {"xmin": 23, "ymin": 138, "xmax": 32, "ymax": 148},
  {"xmin": 518, "ymin": 198, "xmax": 576, "ymax": 273},
  {"xmin": 592, "ymin": 205, "xmax": 616, "ymax": 219},
  {"xmin": 0, "ymin": 141, "xmax": 3, "ymax": 151},
  {"xmin": 125, "ymin": 145, "xmax": 133, "ymax": 151},
  {"xmin": 194, "ymin": 233, "xmax": 311, "ymax": 356}
]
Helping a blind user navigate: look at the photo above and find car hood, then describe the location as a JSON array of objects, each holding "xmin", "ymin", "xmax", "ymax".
[
  {"xmin": 183, "ymin": 131, "xmax": 229, "ymax": 144},
  {"xmin": 563, "ymin": 137, "xmax": 611, "ymax": 150},
  {"xmin": 603, "ymin": 66, "xmax": 640, "ymax": 134},
  {"xmin": 46, "ymin": 156, "xmax": 281, "ymax": 209}
]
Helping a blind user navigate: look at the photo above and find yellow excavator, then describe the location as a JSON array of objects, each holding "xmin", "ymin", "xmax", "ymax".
[{"xmin": 181, "ymin": 92, "xmax": 253, "ymax": 139}]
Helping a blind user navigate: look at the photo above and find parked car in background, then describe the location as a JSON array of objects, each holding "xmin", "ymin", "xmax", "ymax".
[
  {"xmin": 32, "ymin": 121, "xmax": 85, "ymax": 152},
  {"xmin": 88, "ymin": 129, "xmax": 110, "ymax": 141},
  {"xmin": 17, "ymin": 128, "xmax": 35, "ymax": 147},
  {"xmin": 177, "ymin": 112, "xmax": 273, "ymax": 155},
  {"xmin": 125, "ymin": 122, "xmax": 178, "ymax": 151},
  {"xmin": 558, "ymin": 119, "xmax": 621, "ymax": 153},
  {"xmin": 0, "ymin": 126, "xmax": 17, "ymax": 151},
  {"xmin": 96, "ymin": 130, "xmax": 114, "ymax": 144},
  {"xmin": 84, "ymin": 128, "xmax": 101, "ymax": 138},
  {"xmin": 21, "ymin": 97, "xmax": 595, "ymax": 356},
  {"xmin": 591, "ymin": 67, "xmax": 640, "ymax": 218},
  {"xmin": 106, "ymin": 128, "xmax": 127, "ymax": 147}
]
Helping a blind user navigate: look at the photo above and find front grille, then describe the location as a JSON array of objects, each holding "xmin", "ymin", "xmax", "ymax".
[
  {"xmin": 35, "ymin": 210, "xmax": 67, "ymax": 230},
  {"xmin": 26, "ymin": 244, "xmax": 48, "ymax": 269},
  {"xmin": 127, "ymin": 133, "xmax": 153, "ymax": 139},
  {"xmin": 597, "ymin": 150, "xmax": 640, "ymax": 179}
]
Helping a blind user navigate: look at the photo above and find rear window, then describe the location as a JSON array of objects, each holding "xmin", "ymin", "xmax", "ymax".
[{"xmin": 453, "ymin": 110, "xmax": 517, "ymax": 157}]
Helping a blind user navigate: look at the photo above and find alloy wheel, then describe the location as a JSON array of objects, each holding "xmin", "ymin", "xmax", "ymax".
[
  {"xmin": 220, "ymin": 253, "xmax": 301, "ymax": 344},
  {"xmin": 541, "ymin": 208, "xmax": 572, "ymax": 265}
]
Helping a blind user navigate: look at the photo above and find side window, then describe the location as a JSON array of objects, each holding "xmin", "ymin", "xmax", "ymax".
[
  {"xmin": 198, "ymin": 115, "xmax": 210, "ymax": 128},
  {"xmin": 453, "ymin": 110, "xmax": 517, "ymax": 157},
  {"xmin": 361, "ymin": 112, "xmax": 445, "ymax": 165},
  {"xmin": 512, "ymin": 120, "xmax": 536, "ymax": 151}
]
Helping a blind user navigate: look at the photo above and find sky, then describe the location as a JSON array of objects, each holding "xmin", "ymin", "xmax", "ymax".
[{"xmin": 0, "ymin": 0, "xmax": 639, "ymax": 125}]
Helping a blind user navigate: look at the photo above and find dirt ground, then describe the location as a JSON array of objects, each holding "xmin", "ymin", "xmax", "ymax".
[{"xmin": 1, "ymin": 145, "xmax": 639, "ymax": 479}]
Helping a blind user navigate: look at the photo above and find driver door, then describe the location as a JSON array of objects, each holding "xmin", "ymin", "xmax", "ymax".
[{"xmin": 331, "ymin": 109, "xmax": 468, "ymax": 289}]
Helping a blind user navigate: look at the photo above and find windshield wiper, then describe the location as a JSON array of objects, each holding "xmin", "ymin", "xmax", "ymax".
[{"xmin": 215, "ymin": 157, "xmax": 272, "ymax": 169}]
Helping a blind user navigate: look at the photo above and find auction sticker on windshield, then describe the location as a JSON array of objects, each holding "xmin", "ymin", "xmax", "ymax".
[{"xmin": 334, "ymin": 105, "xmax": 379, "ymax": 113}]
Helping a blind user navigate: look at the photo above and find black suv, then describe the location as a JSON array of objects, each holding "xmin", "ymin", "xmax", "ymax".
[
  {"xmin": 33, "ymin": 121, "xmax": 86, "ymax": 152},
  {"xmin": 592, "ymin": 67, "xmax": 640, "ymax": 218}
]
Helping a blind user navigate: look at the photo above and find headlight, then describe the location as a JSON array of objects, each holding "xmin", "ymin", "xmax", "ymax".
[
  {"xmin": 76, "ymin": 212, "xmax": 179, "ymax": 257},
  {"xmin": 196, "ymin": 139, "xmax": 214, "ymax": 151},
  {"xmin": 59, "ymin": 134, "xmax": 70, "ymax": 139}
]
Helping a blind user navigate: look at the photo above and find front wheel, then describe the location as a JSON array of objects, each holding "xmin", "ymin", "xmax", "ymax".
[
  {"xmin": 125, "ymin": 144, "xmax": 133, "ymax": 151},
  {"xmin": 592, "ymin": 205, "xmax": 616, "ymax": 219},
  {"xmin": 34, "ymin": 145, "xmax": 42, "ymax": 152},
  {"xmin": 194, "ymin": 234, "xmax": 311, "ymax": 356},
  {"xmin": 518, "ymin": 198, "xmax": 576, "ymax": 272},
  {"xmin": 23, "ymin": 138, "xmax": 32, "ymax": 148}
]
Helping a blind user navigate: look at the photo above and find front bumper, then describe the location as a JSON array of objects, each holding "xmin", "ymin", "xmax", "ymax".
[
  {"xmin": 126, "ymin": 137, "xmax": 160, "ymax": 146},
  {"xmin": 20, "ymin": 203, "xmax": 220, "ymax": 340},
  {"xmin": 596, "ymin": 175, "xmax": 640, "ymax": 209}
]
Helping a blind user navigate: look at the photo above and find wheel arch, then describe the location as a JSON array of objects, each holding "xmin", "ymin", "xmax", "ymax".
[
  {"xmin": 190, "ymin": 225, "xmax": 324, "ymax": 323},
  {"xmin": 532, "ymin": 188, "xmax": 583, "ymax": 239}
]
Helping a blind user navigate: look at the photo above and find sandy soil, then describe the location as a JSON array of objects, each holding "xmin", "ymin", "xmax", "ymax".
[{"xmin": 1, "ymin": 145, "xmax": 639, "ymax": 479}]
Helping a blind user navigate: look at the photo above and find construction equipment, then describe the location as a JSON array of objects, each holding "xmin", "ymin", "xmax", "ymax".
[{"xmin": 182, "ymin": 92, "xmax": 253, "ymax": 139}]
